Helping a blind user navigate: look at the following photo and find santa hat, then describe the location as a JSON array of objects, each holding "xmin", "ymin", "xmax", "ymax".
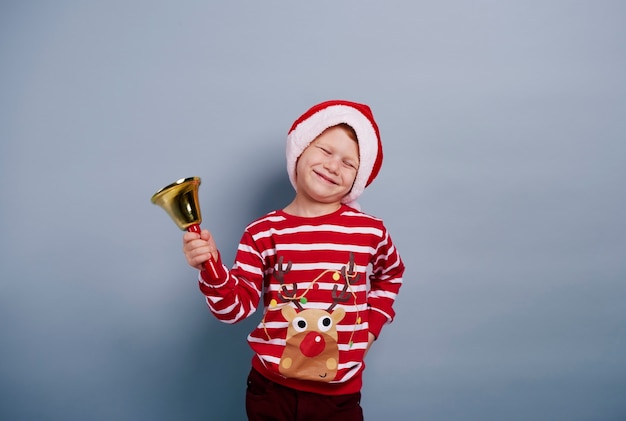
[{"xmin": 286, "ymin": 100, "xmax": 383, "ymax": 208}]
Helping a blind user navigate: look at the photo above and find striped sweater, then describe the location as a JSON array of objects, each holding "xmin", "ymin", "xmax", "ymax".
[{"xmin": 198, "ymin": 204, "xmax": 405, "ymax": 395}]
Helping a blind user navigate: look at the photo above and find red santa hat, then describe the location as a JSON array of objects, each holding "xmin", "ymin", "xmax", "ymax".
[{"xmin": 286, "ymin": 100, "xmax": 383, "ymax": 208}]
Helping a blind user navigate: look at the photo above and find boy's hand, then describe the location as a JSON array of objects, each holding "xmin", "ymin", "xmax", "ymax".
[
  {"xmin": 364, "ymin": 332, "xmax": 376, "ymax": 358},
  {"xmin": 182, "ymin": 229, "xmax": 219, "ymax": 271}
]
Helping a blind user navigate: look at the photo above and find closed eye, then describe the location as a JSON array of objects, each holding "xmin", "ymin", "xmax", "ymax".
[{"xmin": 344, "ymin": 160, "xmax": 358, "ymax": 170}]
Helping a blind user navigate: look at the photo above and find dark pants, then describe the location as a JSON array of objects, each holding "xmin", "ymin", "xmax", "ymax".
[{"xmin": 245, "ymin": 368, "xmax": 364, "ymax": 421}]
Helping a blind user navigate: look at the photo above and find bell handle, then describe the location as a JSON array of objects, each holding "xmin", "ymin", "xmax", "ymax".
[{"xmin": 187, "ymin": 224, "xmax": 221, "ymax": 280}]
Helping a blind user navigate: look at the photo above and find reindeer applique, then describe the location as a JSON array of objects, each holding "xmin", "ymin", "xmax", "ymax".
[{"xmin": 271, "ymin": 254, "xmax": 361, "ymax": 382}]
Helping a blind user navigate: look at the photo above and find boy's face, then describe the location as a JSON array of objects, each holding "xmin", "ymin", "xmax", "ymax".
[{"xmin": 294, "ymin": 125, "xmax": 360, "ymax": 206}]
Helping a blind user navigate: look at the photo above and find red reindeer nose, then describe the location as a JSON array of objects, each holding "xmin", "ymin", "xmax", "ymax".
[{"xmin": 300, "ymin": 332, "xmax": 326, "ymax": 357}]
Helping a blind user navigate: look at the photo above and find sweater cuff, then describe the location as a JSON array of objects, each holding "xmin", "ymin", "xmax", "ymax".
[
  {"xmin": 199, "ymin": 252, "xmax": 229, "ymax": 287},
  {"xmin": 368, "ymin": 309, "xmax": 389, "ymax": 339}
]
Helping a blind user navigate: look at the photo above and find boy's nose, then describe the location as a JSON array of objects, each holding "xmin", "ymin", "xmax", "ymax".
[{"xmin": 323, "ymin": 157, "xmax": 340, "ymax": 173}]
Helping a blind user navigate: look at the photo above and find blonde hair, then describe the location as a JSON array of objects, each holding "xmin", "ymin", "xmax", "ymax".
[{"xmin": 334, "ymin": 123, "xmax": 358, "ymax": 143}]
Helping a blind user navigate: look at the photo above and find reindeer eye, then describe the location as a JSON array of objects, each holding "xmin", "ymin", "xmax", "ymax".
[
  {"xmin": 318, "ymin": 316, "xmax": 333, "ymax": 332},
  {"xmin": 292, "ymin": 317, "xmax": 307, "ymax": 332}
]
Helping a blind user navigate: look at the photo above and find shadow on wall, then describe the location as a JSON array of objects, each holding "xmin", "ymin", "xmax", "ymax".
[
  {"xmin": 248, "ymin": 167, "xmax": 294, "ymax": 217},
  {"xmin": 175, "ymin": 168, "xmax": 294, "ymax": 420}
]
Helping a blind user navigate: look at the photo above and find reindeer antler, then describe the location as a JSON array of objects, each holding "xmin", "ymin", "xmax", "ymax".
[
  {"xmin": 341, "ymin": 252, "xmax": 361, "ymax": 284},
  {"xmin": 274, "ymin": 256, "xmax": 303, "ymax": 310},
  {"xmin": 328, "ymin": 252, "xmax": 361, "ymax": 312}
]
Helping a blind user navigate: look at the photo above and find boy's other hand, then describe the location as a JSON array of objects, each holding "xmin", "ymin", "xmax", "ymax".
[{"xmin": 364, "ymin": 332, "xmax": 376, "ymax": 358}]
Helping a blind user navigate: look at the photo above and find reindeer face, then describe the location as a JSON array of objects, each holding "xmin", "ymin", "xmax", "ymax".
[{"xmin": 279, "ymin": 306, "xmax": 345, "ymax": 382}]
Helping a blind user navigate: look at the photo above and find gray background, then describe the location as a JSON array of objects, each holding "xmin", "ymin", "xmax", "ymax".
[{"xmin": 1, "ymin": 1, "xmax": 625, "ymax": 420}]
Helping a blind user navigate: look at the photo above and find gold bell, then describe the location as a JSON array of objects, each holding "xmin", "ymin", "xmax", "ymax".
[
  {"xmin": 151, "ymin": 177, "xmax": 202, "ymax": 231},
  {"xmin": 151, "ymin": 176, "xmax": 220, "ymax": 279}
]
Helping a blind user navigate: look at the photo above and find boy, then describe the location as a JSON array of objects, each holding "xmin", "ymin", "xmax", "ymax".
[{"xmin": 183, "ymin": 100, "xmax": 405, "ymax": 420}]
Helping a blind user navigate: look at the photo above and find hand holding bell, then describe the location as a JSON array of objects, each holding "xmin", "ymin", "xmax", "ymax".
[{"xmin": 151, "ymin": 177, "xmax": 220, "ymax": 280}]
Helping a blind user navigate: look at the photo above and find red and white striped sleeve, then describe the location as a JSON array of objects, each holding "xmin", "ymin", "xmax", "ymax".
[
  {"xmin": 367, "ymin": 224, "xmax": 405, "ymax": 338},
  {"xmin": 197, "ymin": 228, "xmax": 266, "ymax": 324}
]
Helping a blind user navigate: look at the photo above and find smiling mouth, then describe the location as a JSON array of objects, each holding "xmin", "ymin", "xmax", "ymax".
[
  {"xmin": 314, "ymin": 171, "xmax": 337, "ymax": 185},
  {"xmin": 319, "ymin": 373, "xmax": 328, "ymax": 378}
]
